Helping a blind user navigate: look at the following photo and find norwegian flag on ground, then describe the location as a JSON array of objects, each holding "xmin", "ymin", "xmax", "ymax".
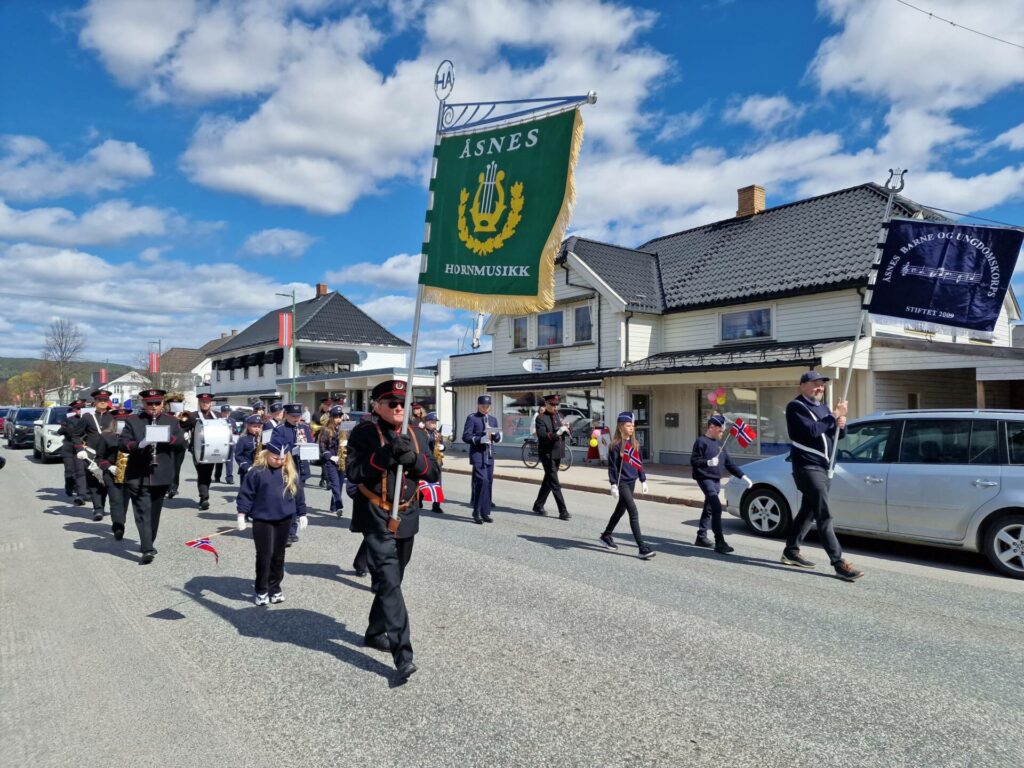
[
  {"xmin": 730, "ymin": 418, "xmax": 758, "ymax": 449},
  {"xmin": 185, "ymin": 537, "xmax": 220, "ymax": 564},
  {"xmin": 623, "ymin": 441, "xmax": 644, "ymax": 471},
  {"xmin": 417, "ymin": 481, "xmax": 445, "ymax": 504}
]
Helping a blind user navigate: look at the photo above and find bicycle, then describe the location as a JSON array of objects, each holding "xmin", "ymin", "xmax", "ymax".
[{"xmin": 521, "ymin": 437, "xmax": 572, "ymax": 471}]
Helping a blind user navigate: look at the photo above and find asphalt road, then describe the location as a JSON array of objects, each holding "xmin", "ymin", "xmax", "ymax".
[{"xmin": 1, "ymin": 446, "xmax": 1022, "ymax": 768}]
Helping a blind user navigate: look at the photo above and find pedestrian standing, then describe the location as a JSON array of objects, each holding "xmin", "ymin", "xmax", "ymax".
[
  {"xmin": 318, "ymin": 405, "xmax": 348, "ymax": 517},
  {"xmin": 600, "ymin": 412, "xmax": 655, "ymax": 559},
  {"xmin": 690, "ymin": 414, "xmax": 750, "ymax": 554},
  {"xmin": 236, "ymin": 435, "xmax": 308, "ymax": 606},
  {"xmin": 781, "ymin": 371, "xmax": 864, "ymax": 581},
  {"xmin": 345, "ymin": 379, "xmax": 439, "ymax": 679},
  {"xmin": 462, "ymin": 395, "xmax": 500, "ymax": 523},
  {"xmin": 531, "ymin": 394, "xmax": 571, "ymax": 520}
]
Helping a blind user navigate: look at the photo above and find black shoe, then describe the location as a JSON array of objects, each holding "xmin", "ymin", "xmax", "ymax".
[
  {"xmin": 397, "ymin": 661, "xmax": 418, "ymax": 680},
  {"xmin": 637, "ymin": 547, "xmax": 656, "ymax": 560},
  {"xmin": 140, "ymin": 552, "xmax": 155, "ymax": 565},
  {"xmin": 714, "ymin": 541, "xmax": 735, "ymax": 554},
  {"xmin": 781, "ymin": 549, "xmax": 816, "ymax": 568},
  {"xmin": 112, "ymin": 525, "xmax": 124, "ymax": 541},
  {"xmin": 834, "ymin": 559, "xmax": 864, "ymax": 582},
  {"xmin": 336, "ymin": 508, "xmax": 344, "ymax": 518},
  {"xmin": 694, "ymin": 536, "xmax": 713, "ymax": 548},
  {"xmin": 599, "ymin": 532, "xmax": 617, "ymax": 550},
  {"xmin": 199, "ymin": 500, "xmax": 210, "ymax": 511},
  {"xmin": 213, "ymin": 477, "xmax": 222, "ymax": 484},
  {"xmin": 482, "ymin": 515, "xmax": 494, "ymax": 523},
  {"xmin": 166, "ymin": 490, "xmax": 176, "ymax": 499},
  {"xmin": 286, "ymin": 535, "xmax": 298, "ymax": 548},
  {"xmin": 73, "ymin": 497, "xmax": 85, "ymax": 506},
  {"xmin": 92, "ymin": 510, "xmax": 103, "ymax": 522},
  {"xmin": 472, "ymin": 515, "xmax": 483, "ymax": 524},
  {"xmin": 432, "ymin": 503, "xmax": 444, "ymax": 514},
  {"xmin": 226, "ymin": 477, "xmax": 234, "ymax": 484},
  {"xmin": 559, "ymin": 512, "xmax": 572, "ymax": 521},
  {"xmin": 353, "ymin": 567, "xmax": 368, "ymax": 578},
  {"xmin": 533, "ymin": 507, "xmax": 547, "ymax": 516},
  {"xmin": 363, "ymin": 633, "xmax": 391, "ymax": 652}
]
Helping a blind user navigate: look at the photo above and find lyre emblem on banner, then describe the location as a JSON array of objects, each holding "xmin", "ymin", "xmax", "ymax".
[{"xmin": 458, "ymin": 161, "xmax": 524, "ymax": 256}]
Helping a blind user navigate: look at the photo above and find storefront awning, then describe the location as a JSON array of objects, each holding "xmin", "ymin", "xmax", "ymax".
[{"xmin": 446, "ymin": 368, "xmax": 605, "ymax": 391}]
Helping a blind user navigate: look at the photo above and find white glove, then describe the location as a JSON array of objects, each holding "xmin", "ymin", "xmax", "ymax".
[
  {"xmin": 743, "ymin": 476, "xmax": 753, "ymax": 488},
  {"xmin": 641, "ymin": 482, "xmax": 649, "ymax": 494},
  {"xmin": 89, "ymin": 465, "xmax": 103, "ymax": 481},
  {"xmin": 557, "ymin": 425, "xmax": 569, "ymax": 435},
  {"xmin": 298, "ymin": 516, "xmax": 308, "ymax": 531},
  {"xmin": 609, "ymin": 484, "xmax": 619, "ymax": 497},
  {"xmin": 76, "ymin": 450, "xmax": 88, "ymax": 460},
  {"xmin": 105, "ymin": 464, "xmax": 116, "ymax": 475},
  {"xmin": 437, "ymin": 443, "xmax": 445, "ymax": 453},
  {"xmin": 331, "ymin": 455, "xmax": 340, "ymax": 465},
  {"xmin": 708, "ymin": 456, "xmax": 719, "ymax": 467},
  {"xmin": 480, "ymin": 432, "xmax": 491, "ymax": 444},
  {"xmin": 138, "ymin": 440, "xmax": 150, "ymax": 450},
  {"xmin": 236, "ymin": 514, "xmax": 246, "ymax": 531}
]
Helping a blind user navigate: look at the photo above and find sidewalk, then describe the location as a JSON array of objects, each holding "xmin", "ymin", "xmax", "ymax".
[{"xmin": 442, "ymin": 453, "xmax": 725, "ymax": 509}]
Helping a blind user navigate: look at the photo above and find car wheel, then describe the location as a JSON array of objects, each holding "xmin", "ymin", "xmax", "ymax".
[
  {"xmin": 983, "ymin": 514, "xmax": 1024, "ymax": 580},
  {"xmin": 740, "ymin": 486, "xmax": 791, "ymax": 537}
]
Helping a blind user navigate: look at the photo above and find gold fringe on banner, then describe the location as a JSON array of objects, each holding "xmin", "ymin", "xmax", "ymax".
[{"xmin": 421, "ymin": 109, "xmax": 585, "ymax": 316}]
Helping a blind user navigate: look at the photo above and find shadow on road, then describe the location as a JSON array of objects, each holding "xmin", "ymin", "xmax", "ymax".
[
  {"xmin": 64, "ymin": 520, "xmax": 139, "ymax": 562},
  {"xmin": 287, "ymin": 561, "xmax": 372, "ymax": 592},
  {"xmin": 178, "ymin": 575, "xmax": 395, "ymax": 680}
]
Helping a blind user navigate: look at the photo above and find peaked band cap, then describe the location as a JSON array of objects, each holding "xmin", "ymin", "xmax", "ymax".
[
  {"xmin": 800, "ymin": 370, "xmax": 830, "ymax": 384},
  {"xmin": 478, "ymin": 395, "xmax": 492, "ymax": 405},
  {"xmin": 708, "ymin": 414, "xmax": 727, "ymax": 427},
  {"xmin": 251, "ymin": 400, "xmax": 266, "ymax": 409},
  {"xmin": 219, "ymin": 404, "xmax": 232, "ymax": 413},
  {"xmin": 197, "ymin": 393, "xmax": 215, "ymax": 402},
  {"xmin": 269, "ymin": 402, "xmax": 284, "ymax": 413},
  {"xmin": 68, "ymin": 399, "xmax": 87, "ymax": 409},
  {"xmin": 263, "ymin": 434, "xmax": 291, "ymax": 457},
  {"xmin": 139, "ymin": 388, "xmax": 167, "ymax": 402},
  {"xmin": 283, "ymin": 403, "xmax": 303, "ymax": 415},
  {"xmin": 372, "ymin": 380, "xmax": 407, "ymax": 401},
  {"xmin": 90, "ymin": 389, "xmax": 112, "ymax": 400},
  {"xmin": 543, "ymin": 394, "xmax": 561, "ymax": 404},
  {"xmin": 425, "ymin": 411, "xmax": 439, "ymax": 421},
  {"xmin": 329, "ymin": 405, "xmax": 344, "ymax": 417},
  {"xmin": 616, "ymin": 411, "xmax": 634, "ymax": 423},
  {"xmin": 244, "ymin": 414, "xmax": 263, "ymax": 425}
]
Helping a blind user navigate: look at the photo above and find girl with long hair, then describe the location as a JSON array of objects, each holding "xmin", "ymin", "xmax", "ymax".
[
  {"xmin": 236, "ymin": 435, "xmax": 307, "ymax": 606},
  {"xmin": 318, "ymin": 405, "xmax": 347, "ymax": 517},
  {"xmin": 600, "ymin": 412, "xmax": 655, "ymax": 560}
]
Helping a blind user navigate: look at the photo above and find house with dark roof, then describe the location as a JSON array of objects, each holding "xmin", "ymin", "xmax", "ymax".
[
  {"xmin": 447, "ymin": 183, "xmax": 1024, "ymax": 463},
  {"xmin": 203, "ymin": 284, "xmax": 440, "ymax": 414}
]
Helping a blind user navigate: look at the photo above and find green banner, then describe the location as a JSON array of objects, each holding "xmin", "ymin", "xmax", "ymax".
[{"xmin": 419, "ymin": 109, "xmax": 584, "ymax": 314}]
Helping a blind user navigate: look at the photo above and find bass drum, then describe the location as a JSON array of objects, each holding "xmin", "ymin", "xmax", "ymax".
[{"xmin": 192, "ymin": 419, "xmax": 233, "ymax": 464}]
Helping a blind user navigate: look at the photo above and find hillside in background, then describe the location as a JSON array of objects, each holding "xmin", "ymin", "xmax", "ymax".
[{"xmin": 0, "ymin": 357, "xmax": 133, "ymax": 383}]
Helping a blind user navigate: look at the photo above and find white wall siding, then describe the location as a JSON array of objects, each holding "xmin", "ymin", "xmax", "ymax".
[
  {"xmin": 626, "ymin": 316, "xmax": 658, "ymax": 362},
  {"xmin": 871, "ymin": 370, "xmax": 977, "ymax": 411},
  {"xmin": 451, "ymin": 385, "xmax": 488, "ymax": 452},
  {"xmin": 449, "ymin": 351, "xmax": 494, "ymax": 379}
]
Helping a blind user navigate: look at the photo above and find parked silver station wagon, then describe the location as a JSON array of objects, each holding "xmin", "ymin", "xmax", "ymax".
[{"xmin": 725, "ymin": 409, "xmax": 1024, "ymax": 579}]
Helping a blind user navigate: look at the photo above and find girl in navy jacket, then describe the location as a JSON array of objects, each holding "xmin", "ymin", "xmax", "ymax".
[
  {"xmin": 317, "ymin": 405, "xmax": 347, "ymax": 517},
  {"xmin": 236, "ymin": 435, "xmax": 308, "ymax": 606},
  {"xmin": 600, "ymin": 412, "xmax": 654, "ymax": 560}
]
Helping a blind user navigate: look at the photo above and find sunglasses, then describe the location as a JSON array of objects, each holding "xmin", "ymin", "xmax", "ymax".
[{"xmin": 382, "ymin": 400, "xmax": 405, "ymax": 409}]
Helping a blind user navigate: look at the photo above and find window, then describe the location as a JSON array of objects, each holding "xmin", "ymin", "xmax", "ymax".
[
  {"xmin": 574, "ymin": 305, "xmax": 592, "ymax": 343},
  {"xmin": 720, "ymin": 307, "xmax": 772, "ymax": 342},
  {"xmin": 907, "ymin": 393, "xmax": 920, "ymax": 409},
  {"xmin": 275, "ymin": 362, "xmax": 282, "ymax": 376},
  {"xmin": 258, "ymin": 364, "xmax": 265, "ymax": 377},
  {"xmin": 229, "ymin": 369, "xmax": 235, "ymax": 381},
  {"xmin": 898, "ymin": 419, "xmax": 971, "ymax": 464},
  {"xmin": 968, "ymin": 420, "xmax": 999, "ymax": 465},
  {"xmin": 243, "ymin": 366, "xmax": 250, "ymax": 380},
  {"xmin": 512, "ymin": 317, "xmax": 528, "ymax": 350},
  {"xmin": 1008, "ymin": 422, "xmax": 1024, "ymax": 465},
  {"xmin": 837, "ymin": 421, "xmax": 894, "ymax": 463},
  {"xmin": 216, "ymin": 370, "xmax": 221, "ymax": 383},
  {"xmin": 537, "ymin": 311, "xmax": 563, "ymax": 347}
]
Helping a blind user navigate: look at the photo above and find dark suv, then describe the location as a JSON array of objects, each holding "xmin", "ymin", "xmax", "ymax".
[{"xmin": 6, "ymin": 407, "xmax": 44, "ymax": 448}]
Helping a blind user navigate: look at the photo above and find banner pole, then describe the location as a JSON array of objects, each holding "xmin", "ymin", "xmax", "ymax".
[{"xmin": 829, "ymin": 169, "xmax": 906, "ymax": 477}]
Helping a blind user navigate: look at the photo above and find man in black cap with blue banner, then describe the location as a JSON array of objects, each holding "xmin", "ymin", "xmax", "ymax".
[
  {"xmin": 462, "ymin": 394, "xmax": 501, "ymax": 523},
  {"xmin": 781, "ymin": 371, "xmax": 863, "ymax": 581},
  {"xmin": 532, "ymin": 394, "xmax": 571, "ymax": 520}
]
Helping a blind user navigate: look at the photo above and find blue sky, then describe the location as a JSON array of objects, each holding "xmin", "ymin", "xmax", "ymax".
[{"xmin": 1, "ymin": 0, "xmax": 1022, "ymax": 366}]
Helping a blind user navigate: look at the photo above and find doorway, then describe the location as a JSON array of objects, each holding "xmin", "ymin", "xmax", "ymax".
[{"xmin": 630, "ymin": 392, "xmax": 652, "ymax": 460}]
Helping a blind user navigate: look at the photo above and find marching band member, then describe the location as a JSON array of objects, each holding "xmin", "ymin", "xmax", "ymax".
[
  {"xmin": 264, "ymin": 402, "xmax": 284, "ymax": 429},
  {"xmin": 691, "ymin": 414, "xmax": 748, "ymax": 554},
  {"xmin": 79, "ymin": 389, "xmax": 115, "ymax": 521},
  {"xmin": 410, "ymin": 402, "xmax": 427, "ymax": 429},
  {"xmin": 119, "ymin": 388, "xmax": 185, "ymax": 564},
  {"xmin": 234, "ymin": 414, "xmax": 263, "ymax": 483},
  {"xmin": 271, "ymin": 403, "xmax": 315, "ymax": 545},
  {"xmin": 462, "ymin": 395, "xmax": 500, "ymax": 524},
  {"xmin": 311, "ymin": 397, "xmax": 332, "ymax": 488},
  {"xmin": 182, "ymin": 393, "xmax": 218, "ymax": 510},
  {"xmin": 164, "ymin": 392, "xmax": 189, "ymax": 499},
  {"xmin": 95, "ymin": 406, "xmax": 131, "ymax": 540},
  {"xmin": 213, "ymin": 404, "xmax": 235, "ymax": 484},
  {"xmin": 236, "ymin": 434, "xmax": 308, "ymax": 606},
  {"xmin": 58, "ymin": 398, "xmax": 88, "ymax": 505},
  {"xmin": 345, "ymin": 379, "xmax": 439, "ymax": 679},
  {"xmin": 532, "ymin": 394, "xmax": 571, "ymax": 520},
  {"xmin": 423, "ymin": 411, "xmax": 445, "ymax": 514},
  {"xmin": 600, "ymin": 412, "xmax": 655, "ymax": 560},
  {"xmin": 318, "ymin": 405, "xmax": 348, "ymax": 517}
]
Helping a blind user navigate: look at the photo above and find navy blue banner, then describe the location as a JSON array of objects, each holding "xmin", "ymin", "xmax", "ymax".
[{"xmin": 868, "ymin": 219, "xmax": 1023, "ymax": 332}]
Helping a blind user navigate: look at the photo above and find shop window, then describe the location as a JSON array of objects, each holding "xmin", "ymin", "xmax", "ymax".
[
  {"xmin": 697, "ymin": 385, "xmax": 791, "ymax": 455},
  {"xmin": 513, "ymin": 317, "xmax": 528, "ymax": 350},
  {"xmin": 258, "ymin": 364, "xmax": 265, "ymax": 377},
  {"xmin": 243, "ymin": 366, "xmax": 250, "ymax": 380},
  {"xmin": 500, "ymin": 389, "xmax": 605, "ymax": 445},
  {"xmin": 229, "ymin": 369, "xmax": 235, "ymax": 381},
  {"xmin": 720, "ymin": 308, "xmax": 772, "ymax": 343},
  {"xmin": 216, "ymin": 370, "xmax": 221, "ymax": 383},
  {"xmin": 275, "ymin": 362, "xmax": 283, "ymax": 376},
  {"xmin": 574, "ymin": 305, "xmax": 592, "ymax": 343},
  {"xmin": 537, "ymin": 311, "xmax": 563, "ymax": 347}
]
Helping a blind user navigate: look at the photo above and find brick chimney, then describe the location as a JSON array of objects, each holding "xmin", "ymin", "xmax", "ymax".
[
  {"xmin": 736, "ymin": 185, "xmax": 766, "ymax": 217},
  {"xmin": 316, "ymin": 283, "xmax": 329, "ymax": 297}
]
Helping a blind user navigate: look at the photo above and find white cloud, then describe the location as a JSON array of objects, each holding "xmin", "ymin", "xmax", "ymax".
[
  {"xmin": 655, "ymin": 106, "xmax": 709, "ymax": 143},
  {"xmin": 242, "ymin": 228, "xmax": 318, "ymax": 259},
  {"xmin": 0, "ymin": 135, "xmax": 152, "ymax": 202},
  {"xmin": 0, "ymin": 199, "xmax": 182, "ymax": 247},
  {"xmin": 326, "ymin": 253, "xmax": 420, "ymax": 288},
  {"xmin": 995, "ymin": 123, "xmax": 1024, "ymax": 151},
  {"xmin": 723, "ymin": 94, "xmax": 805, "ymax": 131},
  {"xmin": 359, "ymin": 294, "xmax": 454, "ymax": 325}
]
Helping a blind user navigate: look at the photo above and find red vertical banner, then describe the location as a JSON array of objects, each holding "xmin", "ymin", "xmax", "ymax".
[
  {"xmin": 99, "ymin": 368, "xmax": 108, "ymax": 384},
  {"xmin": 149, "ymin": 352, "xmax": 160, "ymax": 373},
  {"xmin": 278, "ymin": 311, "xmax": 293, "ymax": 348}
]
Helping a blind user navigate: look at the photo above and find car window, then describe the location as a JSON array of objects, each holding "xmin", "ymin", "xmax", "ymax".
[
  {"xmin": 898, "ymin": 419, "xmax": 970, "ymax": 464},
  {"xmin": 837, "ymin": 421, "xmax": 894, "ymax": 463},
  {"xmin": 0, "ymin": 408, "xmax": 9, "ymax": 417},
  {"xmin": 16, "ymin": 408, "xmax": 44, "ymax": 422},
  {"xmin": 47, "ymin": 408, "xmax": 69, "ymax": 424},
  {"xmin": 1007, "ymin": 421, "xmax": 1024, "ymax": 465},
  {"xmin": 968, "ymin": 420, "xmax": 999, "ymax": 465}
]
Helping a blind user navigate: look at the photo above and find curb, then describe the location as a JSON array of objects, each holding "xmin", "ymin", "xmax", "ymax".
[{"xmin": 443, "ymin": 465, "xmax": 706, "ymax": 509}]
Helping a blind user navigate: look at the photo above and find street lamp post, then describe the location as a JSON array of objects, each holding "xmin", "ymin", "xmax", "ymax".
[{"xmin": 275, "ymin": 291, "xmax": 297, "ymax": 403}]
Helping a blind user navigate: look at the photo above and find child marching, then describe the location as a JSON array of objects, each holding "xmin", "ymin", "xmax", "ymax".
[
  {"xmin": 235, "ymin": 434, "xmax": 308, "ymax": 606},
  {"xmin": 234, "ymin": 414, "xmax": 263, "ymax": 484},
  {"xmin": 690, "ymin": 414, "xmax": 751, "ymax": 554},
  {"xmin": 318, "ymin": 405, "xmax": 348, "ymax": 517},
  {"xmin": 423, "ymin": 411, "xmax": 445, "ymax": 513},
  {"xmin": 600, "ymin": 412, "xmax": 655, "ymax": 560}
]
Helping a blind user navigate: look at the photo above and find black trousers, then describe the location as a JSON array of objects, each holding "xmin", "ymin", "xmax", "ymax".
[
  {"xmin": 786, "ymin": 466, "xmax": 845, "ymax": 566},
  {"xmin": 253, "ymin": 517, "xmax": 291, "ymax": 596},
  {"xmin": 195, "ymin": 461, "xmax": 214, "ymax": 502},
  {"xmin": 697, "ymin": 479, "xmax": 724, "ymax": 541},
  {"xmin": 170, "ymin": 449, "xmax": 185, "ymax": 494},
  {"xmin": 363, "ymin": 533, "xmax": 415, "ymax": 667},
  {"xmin": 532, "ymin": 455, "xmax": 567, "ymax": 514},
  {"xmin": 106, "ymin": 474, "xmax": 128, "ymax": 531},
  {"xmin": 353, "ymin": 538, "xmax": 368, "ymax": 572},
  {"xmin": 125, "ymin": 481, "xmax": 168, "ymax": 554},
  {"xmin": 604, "ymin": 480, "xmax": 645, "ymax": 547},
  {"xmin": 62, "ymin": 449, "xmax": 87, "ymax": 498},
  {"xmin": 86, "ymin": 469, "xmax": 108, "ymax": 513}
]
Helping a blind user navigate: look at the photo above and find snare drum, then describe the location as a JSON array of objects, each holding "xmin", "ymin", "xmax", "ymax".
[{"xmin": 192, "ymin": 419, "xmax": 233, "ymax": 464}]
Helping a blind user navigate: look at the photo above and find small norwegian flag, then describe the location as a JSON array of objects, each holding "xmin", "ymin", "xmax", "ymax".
[
  {"xmin": 185, "ymin": 536, "xmax": 219, "ymax": 564},
  {"xmin": 278, "ymin": 311, "xmax": 293, "ymax": 348},
  {"xmin": 730, "ymin": 417, "xmax": 758, "ymax": 448},
  {"xmin": 623, "ymin": 441, "xmax": 644, "ymax": 471},
  {"xmin": 417, "ymin": 481, "xmax": 445, "ymax": 504}
]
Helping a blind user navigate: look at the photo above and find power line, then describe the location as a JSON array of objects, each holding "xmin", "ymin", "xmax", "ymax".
[
  {"xmin": 893, "ymin": 0, "xmax": 1024, "ymax": 51},
  {"xmin": 919, "ymin": 203, "xmax": 1024, "ymax": 230}
]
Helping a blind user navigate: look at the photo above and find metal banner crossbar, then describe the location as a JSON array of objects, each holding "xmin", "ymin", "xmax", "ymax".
[{"xmin": 440, "ymin": 93, "xmax": 597, "ymax": 135}]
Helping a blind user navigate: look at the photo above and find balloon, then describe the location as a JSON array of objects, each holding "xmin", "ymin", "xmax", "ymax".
[
  {"xmin": 716, "ymin": 395, "xmax": 727, "ymax": 405},
  {"xmin": 589, "ymin": 438, "xmax": 598, "ymax": 448},
  {"xmin": 706, "ymin": 392, "xmax": 717, "ymax": 404}
]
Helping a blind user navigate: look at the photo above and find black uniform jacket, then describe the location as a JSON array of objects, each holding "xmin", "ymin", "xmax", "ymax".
[
  {"xmin": 345, "ymin": 417, "xmax": 439, "ymax": 539},
  {"xmin": 58, "ymin": 413, "xmax": 85, "ymax": 450},
  {"xmin": 118, "ymin": 413, "xmax": 185, "ymax": 486},
  {"xmin": 79, "ymin": 409, "xmax": 115, "ymax": 453},
  {"xmin": 534, "ymin": 411, "xmax": 566, "ymax": 459}
]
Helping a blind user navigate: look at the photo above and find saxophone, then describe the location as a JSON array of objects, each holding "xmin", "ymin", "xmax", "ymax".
[
  {"xmin": 432, "ymin": 431, "xmax": 445, "ymax": 467},
  {"xmin": 114, "ymin": 449, "xmax": 129, "ymax": 483}
]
